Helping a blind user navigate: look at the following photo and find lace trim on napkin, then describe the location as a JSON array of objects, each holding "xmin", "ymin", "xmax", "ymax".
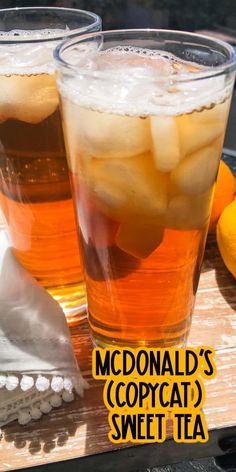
[
  {"xmin": 0, "ymin": 372, "xmax": 87, "ymax": 394},
  {"xmin": 0, "ymin": 373, "xmax": 88, "ymax": 426},
  {"xmin": 0, "ymin": 386, "xmax": 74, "ymax": 426}
]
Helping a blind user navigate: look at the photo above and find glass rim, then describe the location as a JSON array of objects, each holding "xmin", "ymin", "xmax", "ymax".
[
  {"xmin": 0, "ymin": 6, "xmax": 102, "ymax": 44},
  {"xmin": 54, "ymin": 28, "xmax": 236, "ymax": 82}
]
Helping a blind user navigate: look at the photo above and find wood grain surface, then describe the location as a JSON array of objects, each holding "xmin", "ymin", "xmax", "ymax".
[{"xmin": 0, "ymin": 234, "xmax": 235, "ymax": 471}]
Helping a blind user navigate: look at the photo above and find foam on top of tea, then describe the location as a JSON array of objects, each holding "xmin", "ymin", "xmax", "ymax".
[
  {"xmin": 0, "ymin": 29, "xmax": 65, "ymax": 123},
  {"xmin": 0, "ymin": 28, "xmax": 68, "ymax": 39},
  {"xmin": 59, "ymin": 45, "xmax": 231, "ymax": 116},
  {"xmin": 0, "ymin": 29, "xmax": 66, "ymax": 74}
]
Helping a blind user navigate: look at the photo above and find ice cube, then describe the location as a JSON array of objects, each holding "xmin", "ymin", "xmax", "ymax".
[
  {"xmin": 98, "ymin": 50, "xmax": 172, "ymax": 73},
  {"xmin": 150, "ymin": 116, "xmax": 180, "ymax": 171},
  {"xmin": 178, "ymin": 113, "xmax": 225, "ymax": 156},
  {"xmin": 171, "ymin": 144, "xmax": 220, "ymax": 195},
  {"xmin": 61, "ymin": 99, "xmax": 85, "ymax": 174},
  {"xmin": 0, "ymin": 74, "xmax": 58, "ymax": 123},
  {"xmin": 93, "ymin": 179, "xmax": 127, "ymax": 212},
  {"xmin": 87, "ymin": 153, "xmax": 168, "ymax": 221},
  {"xmin": 116, "ymin": 218, "xmax": 164, "ymax": 258},
  {"xmin": 79, "ymin": 196, "xmax": 119, "ymax": 249},
  {"xmin": 72, "ymin": 107, "xmax": 151, "ymax": 159},
  {"xmin": 165, "ymin": 192, "xmax": 211, "ymax": 229}
]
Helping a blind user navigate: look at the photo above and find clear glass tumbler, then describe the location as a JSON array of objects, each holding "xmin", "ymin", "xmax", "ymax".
[
  {"xmin": 0, "ymin": 7, "xmax": 101, "ymax": 326},
  {"xmin": 55, "ymin": 30, "xmax": 236, "ymax": 345}
]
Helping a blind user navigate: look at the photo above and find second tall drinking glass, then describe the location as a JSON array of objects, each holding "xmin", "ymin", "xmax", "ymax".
[
  {"xmin": 0, "ymin": 7, "xmax": 101, "ymax": 325},
  {"xmin": 55, "ymin": 30, "xmax": 236, "ymax": 345}
]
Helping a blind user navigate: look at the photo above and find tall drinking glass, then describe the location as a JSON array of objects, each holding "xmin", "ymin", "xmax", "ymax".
[
  {"xmin": 0, "ymin": 8, "xmax": 101, "ymax": 326},
  {"xmin": 55, "ymin": 30, "xmax": 236, "ymax": 346}
]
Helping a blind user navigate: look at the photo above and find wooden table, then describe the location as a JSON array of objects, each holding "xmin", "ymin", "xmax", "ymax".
[{"xmin": 0, "ymin": 234, "xmax": 236, "ymax": 472}]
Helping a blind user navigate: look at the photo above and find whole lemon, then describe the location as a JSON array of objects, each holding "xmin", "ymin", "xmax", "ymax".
[{"xmin": 217, "ymin": 199, "xmax": 236, "ymax": 278}]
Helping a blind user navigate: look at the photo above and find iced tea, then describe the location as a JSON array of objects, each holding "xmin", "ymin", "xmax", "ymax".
[
  {"xmin": 0, "ymin": 8, "xmax": 101, "ymax": 325},
  {"xmin": 57, "ymin": 37, "xmax": 234, "ymax": 345},
  {"xmin": 0, "ymin": 41, "xmax": 87, "ymax": 324}
]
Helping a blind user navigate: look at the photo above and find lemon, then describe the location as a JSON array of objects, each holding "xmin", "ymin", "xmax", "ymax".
[{"xmin": 217, "ymin": 199, "xmax": 236, "ymax": 278}]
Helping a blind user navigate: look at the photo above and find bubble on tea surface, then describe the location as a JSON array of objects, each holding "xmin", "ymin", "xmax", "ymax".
[
  {"xmin": 59, "ymin": 47, "xmax": 194, "ymax": 119},
  {"xmin": 171, "ymin": 144, "xmax": 220, "ymax": 195},
  {"xmin": 116, "ymin": 218, "xmax": 164, "ymax": 258},
  {"xmin": 174, "ymin": 74, "xmax": 228, "ymax": 115},
  {"xmin": 0, "ymin": 28, "xmax": 68, "ymax": 39},
  {"xmin": 0, "ymin": 74, "xmax": 59, "ymax": 123},
  {"xmin": 150, "ymin": 116, "xmax": 180, "ymax": 171},
  {"xmin": 191, "ymin": 99, "xmax": 230, "ymax": 125},
  {"xmin": 59, "ymin": 46, "xmax": 231, "ymax": 120},
  {"xmin": 165, "ymin": 192, "xmax": 211, "ymax": 229},
  {"xmin": 99, "ymin": 46, "xmax": 174, "ymax": 76},
  {"xmin": 71, "ymin": 107, "xmax": 151, "ymax": 159},
  {"xmin": 0, "ymin": 29, "xmax": 67, "ymax": 72},
  {"xmin": 87, "ymin": 153, "xmax": 168, "ymax": 221}
]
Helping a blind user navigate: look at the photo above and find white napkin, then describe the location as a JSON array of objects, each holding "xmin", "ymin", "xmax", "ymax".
[{"xmin": 0, "ymin": 231, "xmax": 87, "ymax": 427}]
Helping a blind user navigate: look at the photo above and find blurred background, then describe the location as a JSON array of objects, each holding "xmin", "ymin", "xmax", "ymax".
[{"xmin": 0, "ymin": 0, "xmax": 236, "ymax": 32}]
